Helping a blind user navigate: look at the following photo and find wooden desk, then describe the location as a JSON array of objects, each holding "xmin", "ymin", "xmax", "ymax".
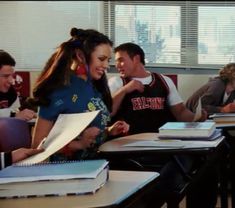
[
  {"xmin": 99, "ymin": 133, "xmax": 225, "ymax": 157},
  {"xmin": 216, "ymin": 125, "xmax": 235, "ymax": 208},
  {"xmin": 0, "ymin": 170, "xmax": 159, "ymax": 208},
  {"xmin": 98, "ymin": 133, "xmax": 228, "ymax": 208}
]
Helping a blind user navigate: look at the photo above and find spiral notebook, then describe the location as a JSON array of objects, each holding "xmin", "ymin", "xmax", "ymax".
[
  {"xmin": 0, "ymin": 159, "xmax": 108, "ymax": 184},
  {"xmin": 0, "ymin": 160, "xmax": 109, "ymax": 198}
]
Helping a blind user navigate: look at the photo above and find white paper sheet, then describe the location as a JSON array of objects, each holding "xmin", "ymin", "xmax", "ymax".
[
  {"xmin": 122, "ymin": 136, "xmax": 224, "ymax": 149},
  {"xmin": 17, "ymin": 110, "xmax": 100, "ymax": 165},
  {"xmin": 193, "ymin": 97, "xmax": 202, "ymax": 121},
  {"xmin": 123, "ymin": 140, "xmax": 185, "ymax": 148}
]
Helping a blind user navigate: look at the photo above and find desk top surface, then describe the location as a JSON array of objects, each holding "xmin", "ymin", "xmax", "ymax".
[
  {"xmin": 99, "ymin": 133, "xmax": 225, "ymax": 155},
  {"xmin": 0, "ymin": 170, "xmax": 159, "ymax": 208}
]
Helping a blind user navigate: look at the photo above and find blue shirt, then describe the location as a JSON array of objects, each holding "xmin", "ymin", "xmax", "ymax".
[{"xmin": 38, "ymin": 74, "xmax": 110, "ymax": 160}]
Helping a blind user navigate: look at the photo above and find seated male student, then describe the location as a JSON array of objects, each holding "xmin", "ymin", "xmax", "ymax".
[
  {"xmin": 109, "ymin": 43, "xmax": 206, "ymax": 134},
  {"xmin": 0, "ymin": 50, "xmax": 36, "ymax": 120},
  {"xmin": 108, "ymin": 42, "xmax": 219, "ymax": 208}
]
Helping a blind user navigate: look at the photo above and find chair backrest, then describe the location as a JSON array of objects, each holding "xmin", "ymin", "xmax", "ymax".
[{"xmin": 0, "ymin": 117, "xmax": 31, "ymax": 152}]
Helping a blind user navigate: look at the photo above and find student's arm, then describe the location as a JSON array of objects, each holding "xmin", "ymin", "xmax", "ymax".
[
  {"xmin": 170, "ymin": 102, "xmax": 195, "ymax": 121},
  {"xmin": 164, "ymin": 75, "xmax": 207, "ymax": 121},
  {"xmin": 31, "ymin": 117, "xmax": 54, "ymax": 148},
  {"xmin": 12, "ymin": 148, "xmax": 44, "ymax": 163},
  {"xmin": 108, "ymin": 77, "xmax": 144, "ymax": 116},
  {"xmin": 4, "ymin": 96, "xmax": 37, "ymax": 121},
  {"xmin": 0, "ymin": 148, "xmax": 44, "ymax": 170}
]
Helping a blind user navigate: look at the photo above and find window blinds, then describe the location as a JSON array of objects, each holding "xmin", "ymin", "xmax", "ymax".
[{"xmin": 104, "ymin": 1, "xmax": 235, "ymax": 70}]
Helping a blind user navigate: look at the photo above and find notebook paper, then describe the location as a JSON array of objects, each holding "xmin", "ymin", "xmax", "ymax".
[{"xmin": 17, "ymin": 110, "xmax": 100, "ymax": 165}]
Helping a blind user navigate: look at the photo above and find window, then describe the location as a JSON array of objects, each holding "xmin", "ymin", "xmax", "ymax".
[
  {"xmin": 0, "ymin": 1, "xmax": 103, "ymax": 70},
  {"xmin": 199, "ymin": 6, "xmax": 235, "ymax": 65},
  {"xmin": 104, "ymin": 1, "xmax": 235, "ymax": 70}
]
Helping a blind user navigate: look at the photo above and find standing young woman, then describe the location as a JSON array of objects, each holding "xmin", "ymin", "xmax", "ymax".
[{"xmin": 32, "ymin": 28, "xmax": 129, "ymax": 161}]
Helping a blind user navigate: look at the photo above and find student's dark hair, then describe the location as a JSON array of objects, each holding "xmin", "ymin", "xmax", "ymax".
[
  {"xmin": 33, "ymin": 28, "xmax": 113, "ymax": 112},
  {"xmin": 114, "ymin": 42, "xmax": 145, "ymax": 65},
  {"xmin": 0, "ymin": 50, "xmax": 16, "ymax": 69}
]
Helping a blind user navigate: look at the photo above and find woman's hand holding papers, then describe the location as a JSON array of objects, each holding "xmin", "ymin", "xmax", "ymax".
[
  {"xmin": 79, "ymin": 127, "xmax": 101, "ymax": 148},
  {"xmin": 61, "ymin": 127, "xmax": 101, "ymax": 154},
  {"xmin": 60, "ymin": 121, "xmax": 129, "ymax": 156}
]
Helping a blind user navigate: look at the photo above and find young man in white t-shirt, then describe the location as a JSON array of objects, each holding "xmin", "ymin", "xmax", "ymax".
[
  {"xmin": 109, "ymin": 43, "xmax": 206, "ymax": 134},
  {"xmin": 108, "ymin": 42, "xmax": 218, "ymax": 208}
]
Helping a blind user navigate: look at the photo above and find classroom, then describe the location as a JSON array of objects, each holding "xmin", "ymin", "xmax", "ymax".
[{"xmin": 0, "ymin": 1, "xmax": 235, "ymax": 208}]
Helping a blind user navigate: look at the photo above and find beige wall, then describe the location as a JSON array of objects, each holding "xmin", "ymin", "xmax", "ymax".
[
  {"xmin": 29, "ymin": 71, "xmax": 216, "ymax": 102},
  {"xmin": 29, "ymin": 71, "xmax": 41, "ymax": 96},
  {"xmin": 178, "ymin": 74, "xmax": 215, "ymax": 102}
]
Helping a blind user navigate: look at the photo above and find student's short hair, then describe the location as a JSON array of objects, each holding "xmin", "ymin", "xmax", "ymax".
[
  {"xmin": 219, "ymin": 63, "xmax": 235, "ymax": 82},
  {"xmin": 114, "ymin": 42, "xmax": 145, "ymax": 65},
  {"xmin": 0, "ymin": 50, "xmax": 16, "ymax": 68}
]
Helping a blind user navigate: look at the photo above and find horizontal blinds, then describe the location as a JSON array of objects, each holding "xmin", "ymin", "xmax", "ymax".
[
  {"xmin": 104, "ymin": 1, "xmax": 235, "ymax": 69},
  {"xmin": 0, "ymin": 1, "xmax": 102, "ymax": 71}
]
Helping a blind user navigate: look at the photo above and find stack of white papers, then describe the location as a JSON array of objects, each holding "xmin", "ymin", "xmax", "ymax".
[{"xmin": 123, "ymin": 136, "xmax": 224, "ymax": 149}]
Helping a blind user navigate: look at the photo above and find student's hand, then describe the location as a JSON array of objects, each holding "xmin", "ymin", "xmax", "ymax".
[
  {"xmin": 12, "ymin": 148, "xmax": 44, "ymax": 163},
  {"xmin": 107, "ymin": 120, "xmax": 129, "ymax": 136},
  {"xmin": 221, "ymin": 103, "xmax": 235, "ymax": 113},
  {"xmin": 64, "ymin": 127, "xmax": 101, "ymax": 151},
  {"xmin": 15, "ymin": 109, "xmax": 37, "ymax": 121},
  {"xmin": 123, "ymin": 80, "xmax": 144, "ymax": 94}
]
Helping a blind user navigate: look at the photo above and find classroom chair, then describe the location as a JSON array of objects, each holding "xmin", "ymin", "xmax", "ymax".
[{"xmin": 0, "ymin": 117, "xmax": 31, "ymax": 152}]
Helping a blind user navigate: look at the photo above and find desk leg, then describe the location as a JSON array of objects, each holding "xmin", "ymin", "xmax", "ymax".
[
  {"xmin": 223, "ymin": 130, "xmax": 235, "ymax": 208},
  {"xmin": 230, "ymin": 141, "xmax": 235, "ymax": 208},
  {"xmin": 219, "ymin": 152, "xmax": 229, "ymax": 208}
]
